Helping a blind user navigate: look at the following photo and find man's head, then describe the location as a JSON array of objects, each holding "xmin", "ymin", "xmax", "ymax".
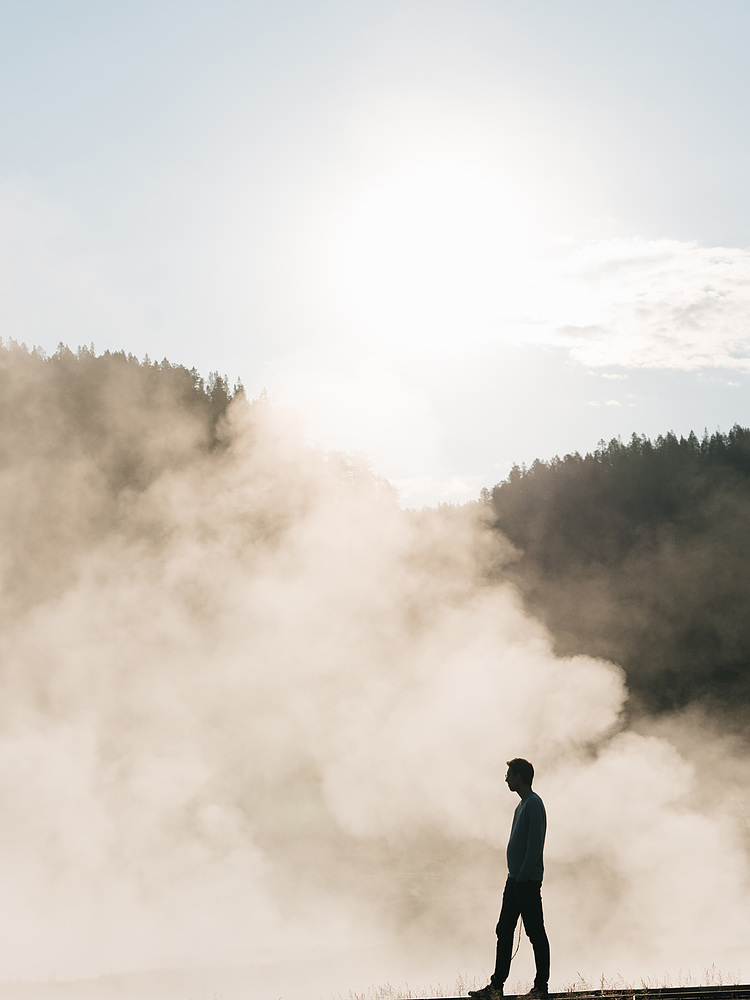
[{"xmin": 505, "ymin": 757, "xmax": 534, "ymax": 794}]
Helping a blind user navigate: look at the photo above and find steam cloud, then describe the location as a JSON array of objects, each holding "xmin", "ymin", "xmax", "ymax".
[{"xmin": 0, "ymin": 348, "xmax": 748, "ymax": 996}]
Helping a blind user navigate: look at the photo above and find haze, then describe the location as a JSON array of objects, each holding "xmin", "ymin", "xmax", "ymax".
[{"xmin": 0, "ymin": 346, "xmax": 748, "ymax": 999}]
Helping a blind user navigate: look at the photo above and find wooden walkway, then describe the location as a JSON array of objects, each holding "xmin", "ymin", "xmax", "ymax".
[{"xmin": 424, "ymin": 985, "xmax": 750, "ymax": 1000}]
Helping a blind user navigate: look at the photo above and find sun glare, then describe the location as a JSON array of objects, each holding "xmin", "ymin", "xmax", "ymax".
[{"xmin": 333, "ymin": 161, "xmax": 539, "ymax": 352}]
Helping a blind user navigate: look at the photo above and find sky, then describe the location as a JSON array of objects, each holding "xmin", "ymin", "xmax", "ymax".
[{"xmin": 3, "ymin": 0, "xmax": 750, "ymax": 506}]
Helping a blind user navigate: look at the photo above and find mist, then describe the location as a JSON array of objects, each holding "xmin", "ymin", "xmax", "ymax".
[{"xmin": 0, "ymin": 343, "xmax": 748, "ymax": 997}]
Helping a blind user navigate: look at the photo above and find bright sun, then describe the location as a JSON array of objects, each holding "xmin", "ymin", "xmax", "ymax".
[{"xmin": 333, "ymin": 160, "xmax": 539, "ymax": 352}]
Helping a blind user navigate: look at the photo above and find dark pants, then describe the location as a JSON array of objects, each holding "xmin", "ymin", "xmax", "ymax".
[{"xmin": 491, "ymin": 876, "xmax": 550, "ymax": 991}]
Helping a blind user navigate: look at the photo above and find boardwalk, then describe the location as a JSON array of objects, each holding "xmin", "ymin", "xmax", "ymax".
[{"xmin": 417, "ymin": 986, "xmax": 750, "ymax": 1000}]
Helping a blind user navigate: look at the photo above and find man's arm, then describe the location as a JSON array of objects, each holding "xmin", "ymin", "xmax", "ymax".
[{"xmin": 517, "ymin": 798, "xmax": 545, "ymax": 881}]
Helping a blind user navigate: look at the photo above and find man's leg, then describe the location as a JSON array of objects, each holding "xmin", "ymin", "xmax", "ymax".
[
  {"xmin": 491, "ymin": 876, "xmax": 522, "ymax": 989},
  {"xmin": 517, "ymin": 880, "xmax": 550, "ymax": 992}
]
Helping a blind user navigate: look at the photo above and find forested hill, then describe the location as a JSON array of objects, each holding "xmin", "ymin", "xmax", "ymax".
[
  {"xmin": 5, "ymin": 337, "xmax": 749, "ymax": 724},
  {"xmin": 0, "ymin": 339, "xmax": 244, "ymax": 457},
  {"xmin": 483, "ymin": 428, "xmax": 750, "ymax": 720},
  {"xmin": 0, "ymin": 339, "xmax": 246, "ymax": 609},
  {"xmin": 0, "ymin": 338, "xmax": 389, "ymax": 615}
]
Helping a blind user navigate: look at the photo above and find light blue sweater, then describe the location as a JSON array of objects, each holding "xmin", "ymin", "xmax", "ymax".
[{"xmin": 506, "ymin": 791, "xmax": 546, "ymax": 881}]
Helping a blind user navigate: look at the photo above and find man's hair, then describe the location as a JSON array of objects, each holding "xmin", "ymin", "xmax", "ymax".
[{"xmin": 507, "ymin": 758, "xmax": 534, "ymax": 786}]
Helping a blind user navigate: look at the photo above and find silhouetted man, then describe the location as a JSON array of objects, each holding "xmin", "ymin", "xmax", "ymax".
[{"xmin": 469, "ymin": 758, "xmax": 550, "ymax": 1000}]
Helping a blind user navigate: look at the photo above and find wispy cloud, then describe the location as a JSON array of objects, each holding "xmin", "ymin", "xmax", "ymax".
[{"xmin": 503, "ymin": 237, "xmax": 750, "ymax": 371}]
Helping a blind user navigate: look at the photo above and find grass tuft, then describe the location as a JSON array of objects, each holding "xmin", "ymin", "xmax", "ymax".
[
  {"xmin": 561, "ymin": 964, "xmax": 742, "ymax": 992},
  {"xmin": 335, "ymin": 964, "xmax": 743, "ymax": 1000},
  {"xmin": 331, "ymin": 972, "xmax": 485, "ymax": 999}
]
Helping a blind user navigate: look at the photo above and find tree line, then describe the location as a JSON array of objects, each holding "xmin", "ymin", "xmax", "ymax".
[
  {"xmin": 4, "ymin": 337, "xmax": 748, "ymax": 723},
  {"xmin": 482, "ymin": 428, "xmax": 750, "ymax": 720},
  {"xmin": 0, "ymin": 338, "xmax": 250, "ymax": 612}
]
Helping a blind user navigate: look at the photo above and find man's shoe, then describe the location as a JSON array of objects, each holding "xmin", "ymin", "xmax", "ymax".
[
  {"xmin": 524, "ymin": 988, "xmax": 548, "ymax": 998},
  {"xmin": 468, "ymin": 986, "xmax": 503, "ymax": 999}
]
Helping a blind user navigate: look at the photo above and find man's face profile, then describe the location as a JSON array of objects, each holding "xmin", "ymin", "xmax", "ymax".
[{"xmin": 505, "ymin": 768, "xmax": 521, "ymax": 792}]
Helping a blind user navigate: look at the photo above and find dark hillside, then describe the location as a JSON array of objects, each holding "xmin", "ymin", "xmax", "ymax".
[
  {"xmin": 6, "ymin": 337, "xmax": 748, "ymax": 721},
  {"xmin": 485, "ymin": 428, "xmax": 750, "ymax": 719},
  {"xmin": 0, "ymin": 339, "xmax": 243, "ymax": 610}
]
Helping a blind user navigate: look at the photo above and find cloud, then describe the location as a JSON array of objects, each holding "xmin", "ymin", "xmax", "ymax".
[{"xmin": 502, "ymin": 237, "xmax": 750, "ymax": 371}]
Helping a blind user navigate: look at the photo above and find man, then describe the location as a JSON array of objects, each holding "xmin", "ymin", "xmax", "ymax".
[{"xmin": 469, "ymin": 758, "xmax": 550, "ymax": 1000}]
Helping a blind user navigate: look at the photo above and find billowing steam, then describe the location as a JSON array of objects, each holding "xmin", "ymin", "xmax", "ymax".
[{"xmin": 0, "ymin": 346, "xmax": 748, "ymax": 996}]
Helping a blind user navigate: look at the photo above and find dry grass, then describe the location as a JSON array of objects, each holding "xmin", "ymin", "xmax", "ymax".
[
  {"xmin": 332, "ymin": 972, "xmax": 483, "ymax": 1000},
  {"xmin": 562, "ymin": 965, "xmax": 743, "ymax": 992},
  {"xmin": 333, "ymin": 964, "xmax": 744, "ymax": 1000}
]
